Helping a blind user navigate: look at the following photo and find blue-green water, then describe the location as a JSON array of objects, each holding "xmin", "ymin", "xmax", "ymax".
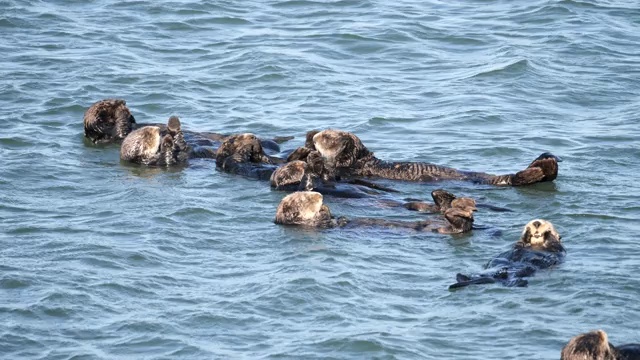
[{"xmin": 2, "ymin": 0, "xmax": 640, "ymax": 358}]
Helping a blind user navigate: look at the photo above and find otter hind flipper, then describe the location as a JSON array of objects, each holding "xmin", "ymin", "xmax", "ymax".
[
  {"xmin": 272, "ymin": 135, "xmax": 294, "ymax": 144},
  {"xmin": 431, "ymin": 189, "xmax": 456, "ymax": 210},
  {"xmin": 449, "ymin": 274, "xmax": 497, "ymax": 290},
  {"xmin": 476, "ymin": 203, "xmax": 513, "ymax": 213},
  {"xmin": 526, "ymin": 152, "xmax": 560, "ymax": 182},
  {"xmin": 347, "ymin": 178, "xmax": 400, "ymax": 193},
  {"xmin": 511, "ymin": 167, "xmax": 546, "ymax": 186}
]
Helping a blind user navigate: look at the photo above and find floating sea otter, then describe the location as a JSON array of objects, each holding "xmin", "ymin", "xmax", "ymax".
[
  {"xmin": 561, "ymin": 330, "xmax": 640, "ymax": 360},
  {"xmin": 215, "ymin": 133, "xmax": 281, "ymax": 180},
  {"xmin": 83, "ymin": 99, "xmax": 137, "ymax": 144},
  {"xmin": 449, "ymin": 219, "xmax": 565, "ymax": 289},
  {"xmin": 274, "ymin": 191, "xmax": 476, "ymax": 234},
  {"xmin": 270, "ymin": 150, "xmax": 399, "ymax": 198},
  {"xmin": 270, "ymin": 154, "xmax": 511, "ymax": 215},
  {"xmin": 83, "ymin": 99, "xmax": 291, "ymax": 155},
  {"xmin": 120, "ymin": 116, "xmax": 189, "ymax": 166},
  {"xmin": 305, "ymin": 129, "xmax": 560, "ymax": 186}
]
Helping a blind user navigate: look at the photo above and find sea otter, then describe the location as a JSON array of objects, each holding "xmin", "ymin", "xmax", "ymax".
[
  {"xmin": 449, "ymin": 219, "xmax": 565, "ymax": 289},
  {"xmin": 120, "ymin": 116, "xmax": 189, "ymax": 166},
  {"xmin": 561, "ymin": 330, "xmax": 640, "ymax": 360},
  {"xmin": 270, "ymin": 150, "xmax": 399, "ymax": 198},
  {"xmin": 83, "ymin": 99, "xmax": 291, "ymax": 155},
  {"xmin": 274, "ymin": 191, "xmax": 476, "ymax": 234},
  {"xmin": 83, "ymin": 99, "xmax": 137, "ymax": 144},
  {"xmin": 307, "ymin": 129, "xmax": 560, "ymax": 186},
  {"xmin": 215, "ymin": 133, "xmax": 281, "ymax": 180}
]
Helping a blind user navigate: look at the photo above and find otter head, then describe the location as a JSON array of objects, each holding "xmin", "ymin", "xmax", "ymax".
[
  {"xmin": 84, "ymin": 99, "xmax": 136, "ymax": 144},
  {"xmin": 270, "ymin": 161, "xmax": 311, "ymax": 190},
  {"xmin": 561, "ymin": 330, "xmax": 618, "ymax": 360},
  {"xmin": 520, "ymin": 219, "xmax": 560, "ymax": 246},
  {"xmin": 312, "ymin": 130, "xmax": 371, "ymax": 169},
  {"xmin": 216, "ymin": 133, "xmax": 269, "ymax": 166},
  {"xmin": 274, "ymin": 191, "xmax": 334, "ymax": 227}
]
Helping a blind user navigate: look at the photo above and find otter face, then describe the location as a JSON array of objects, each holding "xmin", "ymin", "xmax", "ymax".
[
  {"xmin": 521, "ymin": 219, "xmax": 560, "ymax": 245},
  {"xmin": 561, "ymin": 330, "xmax": 618, "ymax": 360},
  {"xmin": 312, "ymin": 130, "xmax": 370, "ymax": 169},
  {"xmin": 275, "ymin": 191, "xmax": 333, "ymax": 227}
]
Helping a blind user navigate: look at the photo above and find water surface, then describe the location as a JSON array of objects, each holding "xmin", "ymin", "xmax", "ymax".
[{"xmin": 1, "ymin": 0, "xmax": 640, "ymax": 358}]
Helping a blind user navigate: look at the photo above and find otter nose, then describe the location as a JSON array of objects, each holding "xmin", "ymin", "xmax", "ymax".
[{"xmin": 532, "ymin": 221, "xmax": 541, "ymax": 228}]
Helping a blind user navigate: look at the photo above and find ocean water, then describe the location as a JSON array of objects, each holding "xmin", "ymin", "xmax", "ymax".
[{"xmin": 1, "ymin": 0, "xmax": 640, "ymax": 358}]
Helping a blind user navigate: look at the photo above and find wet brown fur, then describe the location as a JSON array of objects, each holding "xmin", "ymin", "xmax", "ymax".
[
  {"xmin": 120, "ymin": 116, "xmax": 189, "ymax": 166},
  {"xmin": 311, "ymin": 129, "xmax": 559, "ymax": 186},
  {"xmin": 274, "ymin": 191, "xmax": 475, "ymax": 233},
  {"xmin": 84, "ymin": 99, "xmax": 136, "ymax": 144},
  {"xmin": 275, "ymin": 192, "xmax": 333, "ymax": 227},
  {"xmin": 561, "ymin": 330, "xmax": 619, "ymax": 360}
]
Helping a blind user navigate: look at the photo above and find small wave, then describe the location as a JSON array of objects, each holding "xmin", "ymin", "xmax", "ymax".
[{"xmin": 466, "ymin": 59, "xmax": 529, "ymax": 79}]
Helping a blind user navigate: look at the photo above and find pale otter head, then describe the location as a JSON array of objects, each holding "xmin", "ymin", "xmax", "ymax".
[
  {"xmin": 520, "ymin": 219, "xmax": 560, "ymax": 245},
  {"xmin": 216, "ymin": 133, "xmax": 270, "ymax": 166},
  {"xmin": 274, "ymin": 191, "xmax": 334, "ymax": 227},
  {"xmin": 312, "ymin": 129, "xmax": 371, "ymax": 169},
  {"xmin": 561, "ymin": 330, "xmax": 618, "ymax": 360},
  {"xmin": 120, "ymin": 126, "xmax": 162, "ymax": 162},
  {"xmin": 270, "ymin": 160, "xmax": 309, "ymax": 190},
  {"xmin": 83, "ymin": 99, "xmax": 136, "ymax": 144}
]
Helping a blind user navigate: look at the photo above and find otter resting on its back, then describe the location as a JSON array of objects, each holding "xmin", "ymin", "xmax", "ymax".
[
  {"xmin": 84, "ymin": 99, "xmax": 137, "ymax": 144},
  {"xmin": 561, "ymin": 330, "xmax": 640, "ymax": 360},
  {"xmin": 83, "ymin": 99, "xmax": 292, "ymax": 157},
  {"xmin": 309, "ymin": 129, "xmax": 560, "ymax": 186},
  {"xmin": 215, "ymin": 133, "xmax": 279, "ymax": 180},
  {"xmin": 120, "ymin": 116, "xmax": 189, "ymax": 166},
  {"xmin": 270, "ymin": 150, "xmax": 398, "ymax": 198},
  {"xmin": 275, "ymin": 191, "xmax": 476, "ymax": 234},
  {"xmin": 449, "ymin": 219, "xmax": 565, "ymax": 289}
]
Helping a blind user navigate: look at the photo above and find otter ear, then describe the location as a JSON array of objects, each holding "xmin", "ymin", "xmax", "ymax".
[{"xmin": 521, "ymin": 227, "xmax": 532, "ymax": 244}]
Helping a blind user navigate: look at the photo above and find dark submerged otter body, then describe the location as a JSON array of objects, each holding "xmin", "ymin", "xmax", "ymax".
[
  {"xmin": 450, "ymin": 219, "xmax": 565, "ymax": 289},
  {"xmin": 561, "ymin": 330, "xmax": 640, "ymax": 360},
  {"xmin": 310, "ymin": 129, "xmax": 560, "ymax": 186}
]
